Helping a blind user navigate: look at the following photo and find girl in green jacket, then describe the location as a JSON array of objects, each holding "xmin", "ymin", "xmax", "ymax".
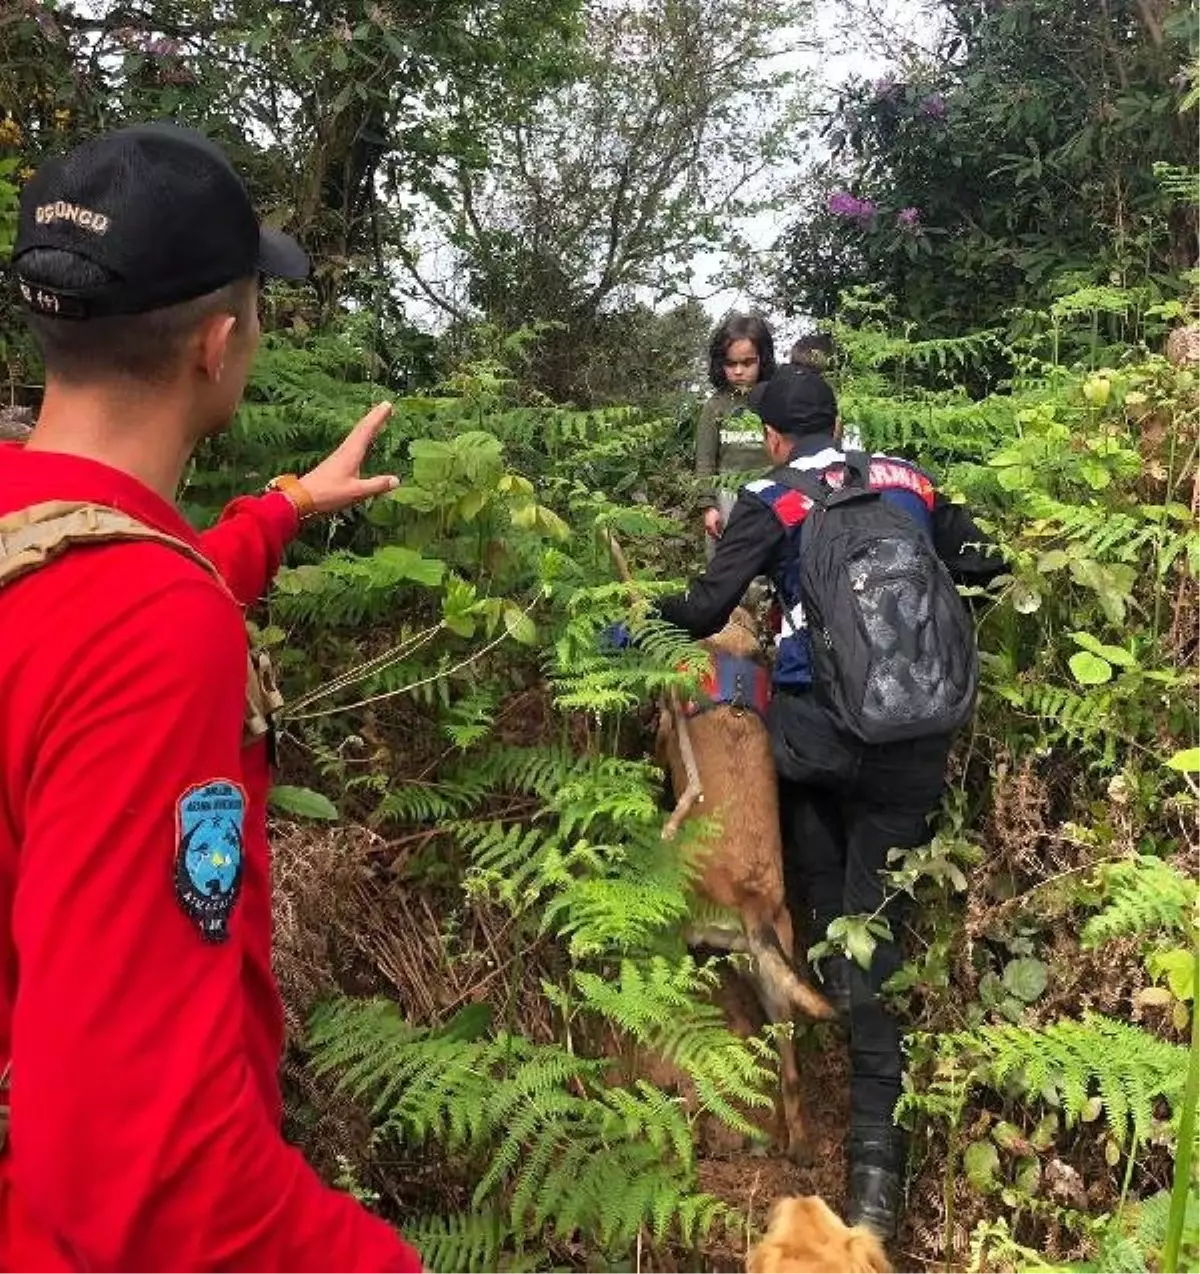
[{"xmin": 695, "ymin": 312, "xmax": 776, "ymax": 556}]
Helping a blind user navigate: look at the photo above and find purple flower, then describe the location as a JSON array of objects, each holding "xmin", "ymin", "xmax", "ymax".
[
  {"xmin": 919, "ymin": 94, "xmax": 948, "ymax": 120},
  {"xmin": 897, "ymin": 207, "xmax": 921, "ymax": 230},
  {"xmin": 828, "ymin": 191, "xmax": 859, "ymax": 216},
  {"xmin": 873, "ymin": 74, "xmax": 903, "ymax": 101},
  {"xmin": 828, "ymin": 191, "xmax": 878, "ymax": 225},
  {"xmin": 145, "ymin": 36, "xmax": 181, "ymax": 57}
]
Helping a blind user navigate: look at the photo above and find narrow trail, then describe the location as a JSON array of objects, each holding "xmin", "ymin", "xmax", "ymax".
[{"xmin": 693, "ymin": 1007, "xmax": 932, "ymax": 1273}]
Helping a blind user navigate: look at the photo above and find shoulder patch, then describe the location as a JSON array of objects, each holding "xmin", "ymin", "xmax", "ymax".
[
  {"xmin": 174, "ymin": 780, "xmax": 246, "ymax": 943},
  {"xmin": 746, "ymin": 478, "xmax": 813, "ymax": 528}
]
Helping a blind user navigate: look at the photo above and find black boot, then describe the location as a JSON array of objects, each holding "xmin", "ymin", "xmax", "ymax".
[
  {"xmin": 816, "ymin": 954, "xmax": 852, "ymax": 1018},
  {"xmin": 846, "ymin": 1130, "xmax": 905, "ymax": 1241}
]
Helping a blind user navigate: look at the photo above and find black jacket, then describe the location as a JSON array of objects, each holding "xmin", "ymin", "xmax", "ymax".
[{"xmin": 659, "ymin": 434, "xmax": 1005, "ymax": 641}]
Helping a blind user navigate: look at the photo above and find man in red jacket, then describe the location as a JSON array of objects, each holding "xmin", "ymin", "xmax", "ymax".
[{"xmin": 0, "ymin": 122, "xmax": 423, "ymax": 1271}]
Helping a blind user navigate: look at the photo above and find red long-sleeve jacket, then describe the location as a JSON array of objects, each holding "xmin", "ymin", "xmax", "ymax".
[{"xmin": 0, "ymin": 443, "xmax": 422, "ymax": 1273}]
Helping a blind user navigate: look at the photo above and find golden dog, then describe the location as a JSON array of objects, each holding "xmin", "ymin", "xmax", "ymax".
[{"xmin": 746, "ymin": 1196, "xmax": 893, "ymax": 1274}]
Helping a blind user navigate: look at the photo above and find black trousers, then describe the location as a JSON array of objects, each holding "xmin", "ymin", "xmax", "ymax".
[{"xmin": 768, "ymin": 689, "xmax": 952, "ymax": 1145}]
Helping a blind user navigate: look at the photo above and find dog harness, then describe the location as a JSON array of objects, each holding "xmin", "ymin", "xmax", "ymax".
[{"xmin": 682, "ymin": 651, "xmax": 772, "ymax": 722}]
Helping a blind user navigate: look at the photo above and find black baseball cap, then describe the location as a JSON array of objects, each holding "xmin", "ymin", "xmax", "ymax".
[
  {"xmin": 12, "ymin": 121, "xmax": 309, "ymax": 320},
  {"xmin": 749, "ymin": 364, "xmax": 838, "ymax": 436}
]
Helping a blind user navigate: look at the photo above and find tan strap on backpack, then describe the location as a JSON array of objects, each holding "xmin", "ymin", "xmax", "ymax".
[{"xmin": 0, "ymin": 501, "xmax": 283, "ymax": 743}]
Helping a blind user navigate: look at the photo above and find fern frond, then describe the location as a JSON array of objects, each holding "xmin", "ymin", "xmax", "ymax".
[
  {"xmin": 573, "ymin": 955, "xmax": 775, "ymax": 1134},
  {"xmin": 933, "ymin": 1013, "xmax": 1189, "ymax": 1144},
  {"xmin": 573, "ymin": 956, "xmax": 720, "ymax": 1038},
  {"xmin": 448, "ymin": 743, "xmax": 578, "ymax": 800},
  {"xmin": 1081, "ymin": 856, "xmax": 1199, "ymax": 949},
  {"xmin": 544, "ymin": 870, "xmax": 693, "ymax": 955},
  {"xmin": 991, "ymin": 679, "xmax": 1113, "ymax": 749},
  {"xmin": 405, "ymin": 1209, "xmax": 512, "ymax": 1274},
  {"xmin": 1024, "ymin": 495, "xmax": 1160, "ymax": 564},
  {"xmin": 373, "ymin": 779, "xmax": 489, "ymax": 826},
  {"xmin": 599, "ymin": 1079, "xmax": 695, "ymax": 1165},
  {"xmin": 308, "ymin": 993, "xmax": 742, "ymax": 1267}
]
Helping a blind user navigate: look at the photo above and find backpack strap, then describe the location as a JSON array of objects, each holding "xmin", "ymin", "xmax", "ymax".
[
  {"xmin": 0, "ymin": 500, "xmax": 231, "ymax": 591},
  {"xmin": 843, "ymin": 450, "xmax": 872, "ymax": 489},
  {"xmin": 770, "ymin": 451, "xmax": 874, "ymax": 500},
  {"xmin": 771, "ymin": 453, "xmax": 881, "ymax": 512},
  {"xmin": 769, "ymin": 463, "xmax": 828, "ymax": 505},
  {"xmin": 0, "ymin": 501, "xmax": 283, "ymax": 746}
]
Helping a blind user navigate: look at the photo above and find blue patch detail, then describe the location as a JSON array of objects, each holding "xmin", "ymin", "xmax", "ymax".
[{"xmin": 174, "ymin": 780, "xmax": 246, "ymax": 943}]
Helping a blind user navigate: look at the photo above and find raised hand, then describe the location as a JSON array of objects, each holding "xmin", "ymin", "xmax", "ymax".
[{"xmin": 298, "ymin": 402, "xmax": 400, "ymax": 515}]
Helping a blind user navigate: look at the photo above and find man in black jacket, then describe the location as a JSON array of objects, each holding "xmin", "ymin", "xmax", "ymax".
[{"xmin": 656, "ymin": 364, "xmax": 1004, "ymax": 1240}]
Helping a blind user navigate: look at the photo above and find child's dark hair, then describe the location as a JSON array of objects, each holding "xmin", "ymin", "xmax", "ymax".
[
  {"xmin": 707, "ymin": 312, "xmax": 777, "ymax": 390},
  {"xmin": 790, "ymin": 332, "xmax": 835, "ymax": 370}
]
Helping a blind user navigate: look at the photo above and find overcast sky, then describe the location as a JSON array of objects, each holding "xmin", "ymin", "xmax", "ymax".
[{"xmin": 695, "ymin": 0, "xmax": 935, "ymax": 323}]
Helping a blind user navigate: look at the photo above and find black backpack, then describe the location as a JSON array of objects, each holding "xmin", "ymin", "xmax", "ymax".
[{"xmin": 773, "ymin": 452, "xmax": 978, "ymax": 744}]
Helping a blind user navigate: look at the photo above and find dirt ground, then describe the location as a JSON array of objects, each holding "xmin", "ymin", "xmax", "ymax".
[{"xmin": 690, "ymin": 1011, "xmax": 935, "ymax": 1274}]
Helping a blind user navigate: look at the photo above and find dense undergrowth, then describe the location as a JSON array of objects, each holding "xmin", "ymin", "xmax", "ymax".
[
  {"xmin": 2, "ymin": 2, "xmax": 1197, "ymax": 1270},
  {"xmin": 180, "ymin": 282, "xmax": 1200, "ymax": 1273}
]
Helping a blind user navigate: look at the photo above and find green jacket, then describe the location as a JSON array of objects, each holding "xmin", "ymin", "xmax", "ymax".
[{"xmin": 694, "ymin": 390, "xmax": 764, "ymax": 508}]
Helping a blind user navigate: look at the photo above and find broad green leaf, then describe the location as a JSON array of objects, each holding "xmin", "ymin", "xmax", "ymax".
[
  {"xmin": 376, "ymin": 545, "xmax": 445, "ymax": 588},
  {"xmin": 455, "ymin": 488, "xmax": 490, "ymax": 521},
  {"xmin": 387, "ymin": 484, "xmax": 438, "ymax": 511},
  {"xmin": 1069, "ymin": 650, "xmax": 1113, "ymax": 685},
  {"xmin": 498, "ymin": 473, "xmax": 535, "ymax": 498},
  {"xmin": 1037, "ymin": 549, "xmax": 1071, "ymax": 573},
  {"xmin": 409, "ymin": 439, "xmax": 456, "ymax": 486},
  {"xmin": 269, "ymin": 785, "xmax": 338, "ymax": 821},
  {"xmin": 534, "ymin": 505, "xmax": 572, "ymax": 541},
  {"xmin": 504, "ymin": 605, "xmax": 538, "ymax": 646},
  {"xmin": 843, "ymin": 919, "xmax": 877, "ymax": 970},
  {"xmin": 1147, "ymin": 949, "xmax": 1198, "ymax": 1003},
  {"xmin": 1031, "ymin": 1112, "xmax": 1059, "ymax": 1151},
  {"xmin": 978, "ymin": 971, "xmax": 1006, "ymax": 1010},
  {"xmin": 1003, "ymin": 957, "xmax": 1048, "ymax": 1003},
  {"xmin": 275, "ymin": 563, "xmax": 328, "ymax": 594},
  {"xmin": 443, "ymin": 609, "xmax": 477, "ymax": 638},
  {"xmin": 1011, "ymin": 580, "xmax": 1042, "ymax": 614},
  {"xmin": 1165, "ymin": 747, "xmax": 1200, "ymax": 773},
  {"xmin": 1070, "ymin": 559, "xmax": 1135, "ymax": 625},
  {"xmin": 1079, "ymin": 459, "xmax": 1112, "ymax": 490},
  {"xmin": 964, "ymin": 1140, "xmax": 1000, "ymax": 1192},
  {"xmin": 991, "ymin": 1120, "xmax": 1027, "ymax": 1152},
  {"xmin": 1015, "ymin": 1156, "xmax": 1041, "ymax": 1194},
  {"xmin": 1071, "ymin": 631, "xmax": 1138, "ymax": 668},
  {"xmin": 996, "ymin": 463, "xmax": 1036, "ymax": 492},
  {"xmin": 442, "ymin": 577, "xmax": 479, "ymax": 637}
]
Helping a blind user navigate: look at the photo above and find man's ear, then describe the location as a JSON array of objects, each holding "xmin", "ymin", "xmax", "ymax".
[
  {"xmin": 763, "ymin": 424, "xmax": 789, "ymax": 463},
  {"xmin": 196, "ymin": 313, "xmax": 238, "ymax": 383}
]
